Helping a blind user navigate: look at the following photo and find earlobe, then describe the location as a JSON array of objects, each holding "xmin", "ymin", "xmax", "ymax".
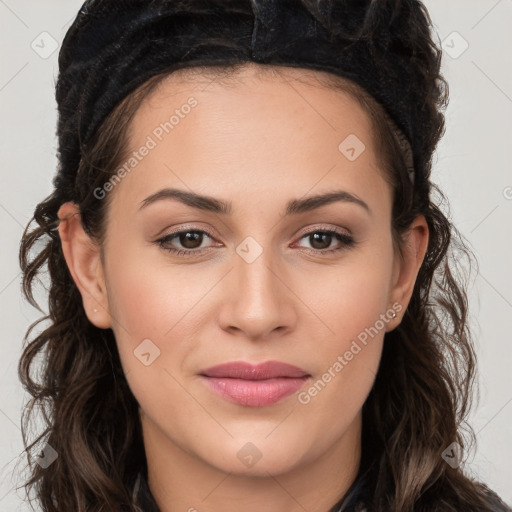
[
  {"xmin": 387, "ymin": 215, "xmax": 429, "ymax": 330},
  {"xmin": 57, "ymin": 202, "xmax": 111, "ymax": 329}
]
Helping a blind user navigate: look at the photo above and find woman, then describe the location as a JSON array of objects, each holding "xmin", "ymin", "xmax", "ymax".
[{"xmin": 18, "ymin": 0, "xmax": 511, "ymax": 511}]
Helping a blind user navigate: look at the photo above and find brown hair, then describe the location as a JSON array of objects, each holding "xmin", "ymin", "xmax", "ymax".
[{"xmin": 17, "ymin": 2, "xmax": 510, "ymax": 512}]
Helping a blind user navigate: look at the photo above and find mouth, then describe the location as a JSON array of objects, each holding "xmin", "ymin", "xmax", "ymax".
[{"xmin": 199, "ymin": 360, "xmax": 311, "ymax": 407}]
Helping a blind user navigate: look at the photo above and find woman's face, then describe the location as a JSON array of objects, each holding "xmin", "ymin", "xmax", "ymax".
[{"xmin": 61, "ymin": 64, "xmax": 427, "ymax": 481}]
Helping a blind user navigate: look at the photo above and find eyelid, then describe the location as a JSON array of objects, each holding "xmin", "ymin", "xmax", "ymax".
[
  {"xmin": 156, "ymin": 222, "xmax": 355, "ymax": 256},
  {"xmin": 295, "ymin": 223, "xmax": 352, "ymax": 238},
  {"xmin": 158, "ymin": 224, "xmax": 218, "ymax": 240},
  {"xmin": 155, "ymin": 225, "xmax": 221, "ymax": 254},
  {"xmin": 158, "ymin": 222, "xmax": 351, "ymax": 244}
]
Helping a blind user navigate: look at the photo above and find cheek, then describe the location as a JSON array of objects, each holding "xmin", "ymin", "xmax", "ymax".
[
  {"xmin": 297, "ymin": 286, "xmax": 385, "ymax": 431},
  {"xmin": 301, "ymin": 246, "xmax": 394, "ymax": 340},
  {"xmin": 104, "ymin": 260, "xmax": 200, "ymax": 426},
  {"xmin": 105, "ymin": 242, "xmax": 212, "ymax": 339},
  {"xmin": 294, "ymin": 249, "xmax": 393, "ymax": 412},
  {"xmin": 104, "ymin": 244, "xmax": 220, "ymax": 401}
]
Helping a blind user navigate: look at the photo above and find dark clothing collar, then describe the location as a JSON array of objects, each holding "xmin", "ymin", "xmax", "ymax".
[
  {"xmin": 132, "ymin": 462, "xmax": 512, "ymax": 512},
  {"xmin": 132, "ymin": 469, "xmax": 369, "ymax": 512}
]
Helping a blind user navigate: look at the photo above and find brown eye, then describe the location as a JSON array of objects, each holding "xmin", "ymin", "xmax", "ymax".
[
  {"xmin": 308, "ymin": 232, "xmax": 334, "ymax": 250},
  {"xmin": 155, "ymin": 227, "xmax": 356, "ymax": 257},
  {"xmin": 156, "ymin": 229, "xmax": 216, "ymax": 256},
  {"xmin": 176, "ymin": 231, "xmax": 204, "ymax": 249},
  {"xmin": 296, "ymin": 229, "xmax": 355, "ymax": 254}
]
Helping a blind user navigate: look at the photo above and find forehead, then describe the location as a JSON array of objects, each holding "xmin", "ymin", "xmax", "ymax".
[
  {"xmin": 108, "ymin": 63, "xmax": 387, "ymax": 216},
  {"xmin": 131, "ymin": 63, "xmax": 375, "ymax": 137}
]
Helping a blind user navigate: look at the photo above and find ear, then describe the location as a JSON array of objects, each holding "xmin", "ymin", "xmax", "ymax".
[
  {"xmin": 387, "ymin": 215, "xmax": 429, "ymax": 330},
  {"xmin": 57, "ymin": 202, "xmax": 111, "ymax": 329}
]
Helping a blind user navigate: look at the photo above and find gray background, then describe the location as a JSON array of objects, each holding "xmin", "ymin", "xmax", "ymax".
[{"xmin": 0, "ymin": 1, "xmax": 511, "ymax": 509}]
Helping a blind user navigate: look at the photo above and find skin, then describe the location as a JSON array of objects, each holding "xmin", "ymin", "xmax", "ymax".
[{"xmin": 57, "ymin": 63, "xmax": 429, "ymax": 512}]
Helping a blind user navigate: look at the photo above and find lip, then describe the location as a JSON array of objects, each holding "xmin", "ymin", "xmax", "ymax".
[
  {"xmin": 200, "ymin": 360, "xmax": 309, "ymax": 379},
  {"xmin": 199, "ymin": 361, "xmax": 311, "ymax": 407}
]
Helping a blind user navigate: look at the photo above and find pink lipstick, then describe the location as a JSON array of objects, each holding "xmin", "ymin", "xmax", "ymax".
[{"xmin": 199, "ymin": 360, "xmax": 311, "ymax": 407}]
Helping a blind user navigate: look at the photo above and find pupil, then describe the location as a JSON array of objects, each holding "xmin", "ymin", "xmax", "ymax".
[
  {"xmin": 311, "ymin": 233, "xmax": 331, "ymax": 250},
  {"xmin": 181, "ymin": 232, "xmax": 201, "ymax": 249}
]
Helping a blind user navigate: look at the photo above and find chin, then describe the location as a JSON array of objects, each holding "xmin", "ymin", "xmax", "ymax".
[{"xmin": 201, "ymin": 436, "xmax": 309, "ymax": 477}]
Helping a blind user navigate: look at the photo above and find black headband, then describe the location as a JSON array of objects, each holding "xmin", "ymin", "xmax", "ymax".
[{"xmin": 56, "ymin": 0, "xmax": 429, "ymax": 192}]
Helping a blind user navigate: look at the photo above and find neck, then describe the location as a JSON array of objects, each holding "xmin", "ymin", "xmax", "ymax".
[{"xmin": 142, "ymin": 411, "xmax": 362, "ymax": 512}]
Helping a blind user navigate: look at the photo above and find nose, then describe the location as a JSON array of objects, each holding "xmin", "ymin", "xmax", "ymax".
[{"xmin": 217, "ymin": 244, "xmax": 297, "ymax": 341}]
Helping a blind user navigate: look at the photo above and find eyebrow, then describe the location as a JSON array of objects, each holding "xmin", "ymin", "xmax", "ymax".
[{"xmin": 138, "ymin": 187, "xmax": 370, "ymax": 216}]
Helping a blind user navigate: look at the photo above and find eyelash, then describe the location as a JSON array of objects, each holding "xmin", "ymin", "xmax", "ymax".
[{"xmin": 155, "ymin": 226, "xmax": 356, "ymax": 257}]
